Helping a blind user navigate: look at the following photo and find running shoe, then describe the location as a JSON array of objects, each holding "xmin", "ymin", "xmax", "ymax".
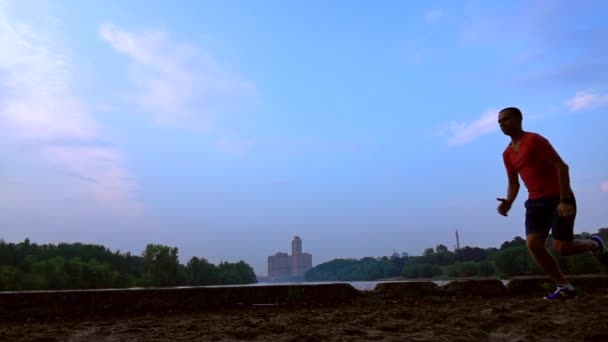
[
  {"xmin": 543, "ymin": 286, "xmax": 577, "ymax": 300},
  {"xmin": 591, "ymin": 236, "xmax": 608, "ymax": 266}
]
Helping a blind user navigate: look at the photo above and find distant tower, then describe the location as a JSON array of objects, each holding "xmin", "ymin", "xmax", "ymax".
[
  {"xmin": 268, "ymin": 236, "xmax": 312, "ymax": 279},
  {"xmin": 290, "ymin": 236, "xmax": 312, "ymax": 277},
  {"xmin": 455, "ymin": 229, "xmax": 461, "ymax": 251},
  {"xmin": 292, "ymin": 236, "xmax": 302, "ymax": 255}
]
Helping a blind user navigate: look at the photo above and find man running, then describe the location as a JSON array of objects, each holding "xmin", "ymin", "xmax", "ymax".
[{"xmin": 496, "ymin": 106, "xmax": 608, "ymax": 300}]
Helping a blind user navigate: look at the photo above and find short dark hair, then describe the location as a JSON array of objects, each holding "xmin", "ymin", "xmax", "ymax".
[{"xmin": 499, "ymin": 107, "xmax": 522, "ymax": 120}]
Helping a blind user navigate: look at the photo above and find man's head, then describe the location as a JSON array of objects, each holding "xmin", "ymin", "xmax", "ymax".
[{"xmin": 498, "ymin": 107, "xmax": 523, "ymax": 136}]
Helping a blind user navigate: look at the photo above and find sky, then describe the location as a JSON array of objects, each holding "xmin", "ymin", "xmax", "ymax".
[{"xmin": 1, "ymin": 0, "xmax": 608, "ymax": 276}]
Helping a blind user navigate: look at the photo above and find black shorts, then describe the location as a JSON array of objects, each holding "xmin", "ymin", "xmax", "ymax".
[{"xmin": 524, "ymin": 196, "xmax": 576, "ymax": 241}]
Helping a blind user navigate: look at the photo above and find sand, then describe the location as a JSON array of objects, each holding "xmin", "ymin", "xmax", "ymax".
[{"xmin": 1, "ymin": 289, "xmax": 607, "ymax": 342}]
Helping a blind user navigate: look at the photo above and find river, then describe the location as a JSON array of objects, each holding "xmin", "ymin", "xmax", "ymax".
[{"xmin": 186, "ymin": 279, "xmax": 511, "ymax": 292}]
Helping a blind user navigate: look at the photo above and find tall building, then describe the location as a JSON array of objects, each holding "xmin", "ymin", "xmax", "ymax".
[
  {"xmin": 267, "ymin": 236, "xmax": 313, "ymax": 279},
  {"xmin": 290, "ymin": 236, "xmax": 312, "ymax": 277},
  {"xmin": 267, "ymin": 252, "xmax": 290, "ymax": 277},
  {"xmin": 292, "ymin": 236, "xmax": 302, "ymax": 255}
]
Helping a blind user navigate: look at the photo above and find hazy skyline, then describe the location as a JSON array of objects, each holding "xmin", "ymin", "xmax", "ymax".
[{"xmin": 1, "ymin": 0, "xmax": 607, "ymax": 276}]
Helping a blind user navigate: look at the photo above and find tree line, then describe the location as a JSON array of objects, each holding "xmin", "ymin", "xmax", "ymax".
[
  {"xmin": 0, "ymin": 239, "xmax": 257, "ymax": 291},
  {"xmin": 305, "ymin": 227, "xmax": 608, "ymax": 281}
]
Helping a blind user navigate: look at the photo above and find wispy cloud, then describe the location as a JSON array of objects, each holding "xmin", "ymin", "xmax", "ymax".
[
  {"xmin": 567, "ymin": 90, "xmax": 608, "ymax": 112},
  {"xmin": 460, "ymin": 2, "xmax": 608, "ymax": 89},
  {"xmin": 601, "ymin": 181, "xmax": 608, "ymax": 193},
  {"xmin": 441, "ymin": 109, "xmax": 499, "ymax": 145},
  {"xmin": 99, "ymin": 23, "xmax": 255, "ymax": 130},
  {"xmin": 0, "ymin": 7, "xmax": 142, "ymax": 217}
]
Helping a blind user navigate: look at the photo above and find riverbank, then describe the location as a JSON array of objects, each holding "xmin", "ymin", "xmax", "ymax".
[
  {"xmin": 1, "ymin": 288, "xmax": 607, "ymax": 341},
  {"xmin": 1, "ymin": 277, "xmax": 607, "ymax": 341}
]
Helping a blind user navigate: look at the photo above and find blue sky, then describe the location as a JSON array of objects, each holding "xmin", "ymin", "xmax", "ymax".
[{"xmin": 1, "ymin": 0, "xmax": 607, "ymax": 276}]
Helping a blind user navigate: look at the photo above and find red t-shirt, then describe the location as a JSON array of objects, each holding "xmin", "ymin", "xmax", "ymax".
[{"xmin": 502, "ymin": 132, "xmax": 560, "ymax": 200}]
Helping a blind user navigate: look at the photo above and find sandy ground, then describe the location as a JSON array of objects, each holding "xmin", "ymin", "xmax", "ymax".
[{"xmin": 1, "ymin": 289, "xmax": 608, "ymax": 342}]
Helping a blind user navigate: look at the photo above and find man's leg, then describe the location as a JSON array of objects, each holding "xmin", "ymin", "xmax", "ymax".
[
  {"xmin": 524, "ymin": 199, "xmax": 574, "ymax": 294},
  {"xmin": 550, "ymin": 197, "xmax": 599, "ymax": 256},
  {"xmin": 526, "ymin": 233, "xmax": 568, "ymax": 285},
  {"xmin": 553, "ymin": 239, "xmax": 598, "ymax": 256}
]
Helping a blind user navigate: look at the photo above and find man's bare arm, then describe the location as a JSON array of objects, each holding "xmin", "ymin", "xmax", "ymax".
[
  {"xmin": 505, "ymin": 172, "xmax": 520, "ymax": 205},
  {"xmin": 548, "ymin": 155, "xmax": 572, "ymax": 200}
]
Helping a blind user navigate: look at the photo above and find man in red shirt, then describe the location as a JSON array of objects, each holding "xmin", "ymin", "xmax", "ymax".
[{"xmin": 496, "ymin": 107, "xmax": 608, "ymax": 300}]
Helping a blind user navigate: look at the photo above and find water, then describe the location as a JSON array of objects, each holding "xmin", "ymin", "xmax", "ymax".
[
  {"xmin": 1, "ymin": 279, "xmax": 509, "ymax": 294},
  {"xmin": 244, "ymin": 279, "xmax": 456, "ymax": 291},
  {"xmin": 251, "ymin": 278, "xmax": 514, "ymax": 291}
]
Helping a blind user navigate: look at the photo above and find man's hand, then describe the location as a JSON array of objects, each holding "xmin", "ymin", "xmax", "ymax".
[
  {"xmin": 497, "ymin": 198, "xmax": 512, "ymax": 216},
  {"xmin": 557, "ymin": 202, "xmax": 575, "ymax": 217}
]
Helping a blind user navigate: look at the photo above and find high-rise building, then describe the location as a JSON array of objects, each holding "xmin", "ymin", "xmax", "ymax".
[
  {"xmin": 267, "ymin": 236, "xmax": 313, "ymax": 279},
  {"xmin": 267, "ymin": 252, "xmax": 290, "ymax": 277},
  {"xmin": 292, "ymin": 236, "xmax": 302, "ymax": 255},
  {"xmin": 291, "ymin": 252, "xmax": 312, "ymax": 277}
]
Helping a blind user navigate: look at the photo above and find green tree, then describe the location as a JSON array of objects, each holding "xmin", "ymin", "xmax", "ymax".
[
  {"xmin": 401, "ymin": 263, "xmax": 441, "ymax": 278},
  {"xmin": 217, "ymin": 261, "xmax": 257, "ymax": 284},
  {"xmin": 500, "ymin": 236, "xmax": 526, "ymax": 250},
  {"xmin": 435, "ymin": 244, "xmax": 449, "ymax": 254},
  {"xmin": 446, "ymin": 262, "xmax": 479, "ymax": 278},
  {"xmin": 142, "ymin": 244, "xmax": 182, "ymax": 287},
  {"xmin": 478, "ymin": 261, "xmax": 495, "ymax": 276},
  {"xmin": 0, "ymin": 266, "xmax": 19, "ymax": 291},
  {"xmin": 492, "ymin": 245, "xmax": 540, "ymax": 277},
  {"xmin": 186, "ymin": 257, "xmax": 221, "ymax": 285},
  {"xmin": 455, "ymin": 246, "xmax": 488, "ymax": 262}
]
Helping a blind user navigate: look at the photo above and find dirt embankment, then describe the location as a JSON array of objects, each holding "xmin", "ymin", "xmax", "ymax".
[{"xmin": 1, "ymin": 277, "xmax": 607, "ymax": 341}]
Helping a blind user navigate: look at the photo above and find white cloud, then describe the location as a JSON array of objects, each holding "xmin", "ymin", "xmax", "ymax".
[
  {"xmin": 99, "ymin": 23, "xmax": 255, "ymax": 130},
  {"xmin": 567, "ymin": 90, "xmax": 608, "ymax": 112},
  {"xmin": 442, "ymin": 109, "xmax": 500, "ymax": 145},
  {"xmin": 0, "ymin": 7, "xmax": 142, "ymax": 218},
  {"xmin": 601, "ymin": 181, "xmax": 608, "ymax": 193}
]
